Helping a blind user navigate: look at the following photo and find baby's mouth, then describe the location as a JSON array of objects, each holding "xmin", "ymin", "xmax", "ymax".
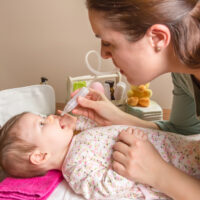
[{"xmin": 61, "ymin": 124, "xmax": 65, "ymax": 129}]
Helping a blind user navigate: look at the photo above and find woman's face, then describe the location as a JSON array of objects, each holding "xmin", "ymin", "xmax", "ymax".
[{"xmin": 88, "ymin": 10, "xmax": 169, "ymax": 85}]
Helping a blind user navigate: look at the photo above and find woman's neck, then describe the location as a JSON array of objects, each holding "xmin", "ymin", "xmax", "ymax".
[{"xmin": 168, "ymin": 45, "xmax": 200, "ymax": 78}]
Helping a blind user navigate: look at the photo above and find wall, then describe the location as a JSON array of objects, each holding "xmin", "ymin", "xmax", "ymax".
[{"xmin": 0, "ymin": 0, "xmax": 173, "ymax": 109}]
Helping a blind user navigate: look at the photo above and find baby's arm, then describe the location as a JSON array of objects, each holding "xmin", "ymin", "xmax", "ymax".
[{"xmin": 66, "ymin": 162, "xmax": 139, "ymax": 199}]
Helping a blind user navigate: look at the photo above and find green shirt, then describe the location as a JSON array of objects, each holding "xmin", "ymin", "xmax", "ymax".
[{"xmin": 155, "ymin": 73, "xmax": 200, "ymax": 135}]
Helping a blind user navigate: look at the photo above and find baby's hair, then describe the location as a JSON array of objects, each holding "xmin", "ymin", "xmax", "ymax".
[{"xmin": 0, "ymin": 112, "xmax": 46, "ymax": 178}]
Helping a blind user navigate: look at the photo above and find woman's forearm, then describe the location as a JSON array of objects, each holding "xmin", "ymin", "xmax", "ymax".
[
  {"xmin": 154, "ymin": 161, "xmax": 200, "ymax": 200},
  {"xmin": 120, "ymin": 111, "xmax": 159, "ymax": 129}
]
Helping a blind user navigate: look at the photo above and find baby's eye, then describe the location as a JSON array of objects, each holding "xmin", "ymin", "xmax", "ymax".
[{"xmin": 40, "ymin": 121, "xmax": 45, "ymax": 127}]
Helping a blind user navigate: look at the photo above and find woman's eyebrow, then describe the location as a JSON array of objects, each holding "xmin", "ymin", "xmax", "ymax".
[{"xmin": 95, "ymin": 34, "xmax": 112, "ymax": 44}]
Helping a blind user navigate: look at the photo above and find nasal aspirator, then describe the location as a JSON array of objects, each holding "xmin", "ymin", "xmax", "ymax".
[{"xmin": 61, "ymin": 87, "xmax": 89, "ymax": 116}]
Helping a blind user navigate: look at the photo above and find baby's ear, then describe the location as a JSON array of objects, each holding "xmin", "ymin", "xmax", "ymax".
[{"xmin": 29, "ymin": 150, "xmax": 50, "ymax": 165}]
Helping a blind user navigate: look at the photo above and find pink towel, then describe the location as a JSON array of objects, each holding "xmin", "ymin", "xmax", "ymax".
[{"xmin": 0, "ymin": 170, "xmax": 63, "ymax": 200}]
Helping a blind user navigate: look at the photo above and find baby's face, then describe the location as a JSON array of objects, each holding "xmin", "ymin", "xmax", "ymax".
[{"xmin": 15, "ymin": 113, "xmax": 76, "ymax": 155}]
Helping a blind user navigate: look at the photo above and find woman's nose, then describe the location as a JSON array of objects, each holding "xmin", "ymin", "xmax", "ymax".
[{"xmin": 101, "ymin": 46, "xmax": 112, "ymax": 59}]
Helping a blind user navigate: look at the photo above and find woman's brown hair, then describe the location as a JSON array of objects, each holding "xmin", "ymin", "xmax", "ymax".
[{"xmin": 86, "ymin": 0, "xmax": 200, "ymax": 68}]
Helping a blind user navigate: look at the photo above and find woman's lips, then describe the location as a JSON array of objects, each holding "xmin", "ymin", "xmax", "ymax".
[{"xmin": 120, "ymin": 69, "xmax": 124, "ymax": 75}]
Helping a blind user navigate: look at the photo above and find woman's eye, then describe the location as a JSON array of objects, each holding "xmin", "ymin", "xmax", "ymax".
[{"xmin": 102, "ymin": 41, "xmax": 111, "ymax": 47}]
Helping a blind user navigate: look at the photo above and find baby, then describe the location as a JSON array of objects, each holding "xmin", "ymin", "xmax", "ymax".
[{"xmin": 0, "ymin": 112, "xmax": 200, "ymax": 200}]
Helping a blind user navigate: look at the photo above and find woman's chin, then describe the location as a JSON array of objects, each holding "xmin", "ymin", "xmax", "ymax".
[
  {"xmin": 127, "ymin": 78, "xmax": 145, "ymax": 86},
  {"xmin": 126, "ymin": 77, "xmax": 136, "ymax": 85}
]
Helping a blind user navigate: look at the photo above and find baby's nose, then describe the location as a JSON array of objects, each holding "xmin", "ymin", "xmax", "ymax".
[{"xmin": 46, "ymin": 115, "xmax": 54, "ymax": 123}]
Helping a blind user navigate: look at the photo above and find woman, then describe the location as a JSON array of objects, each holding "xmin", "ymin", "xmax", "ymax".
[{"xmin": 72, "ymin": 1, "xmax": 200, "ymax": 199}]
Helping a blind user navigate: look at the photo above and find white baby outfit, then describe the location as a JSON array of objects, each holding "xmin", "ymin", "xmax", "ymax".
[{"xmin": 62, "ymin": 116, "xmax": 200, "ymax": 200}]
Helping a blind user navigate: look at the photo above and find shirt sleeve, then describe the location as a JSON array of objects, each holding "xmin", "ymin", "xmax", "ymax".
[{"xmin": 155, "ymin": 73, "xmax": 200, "ymax": 135}]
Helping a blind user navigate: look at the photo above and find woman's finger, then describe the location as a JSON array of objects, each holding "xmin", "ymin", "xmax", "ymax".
[
  {"xmin": 72, "ymin": 107, "xmax": 96, "ymax": 121},
  {"xmin": 70, "ymin": 89, "xmax": 80, "ymax": 97},
  {"xmin": 57, "ymin": 110, "xmax": 62, "ymax": 115},
  {"xmin": 88, "ymin": 88, "xmax": 107, "ymax": 101},
  {"xmin": 72, "ymin": 106, "xmax": 85, "ymax": 115},
  {"xmin": 88, "ymin": 107, "xmax": 95, "ymax": 121},
  {"xmin": 77, "ymin": 96, "xmax": 99, "ymax": 110},
  {"xmin": 72, "ymin": 107, "xmax": 110, "ymax": 126}
]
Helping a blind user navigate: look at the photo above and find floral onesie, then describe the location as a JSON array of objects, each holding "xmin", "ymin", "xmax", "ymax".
[{"xmin": 62, "ymin": 116, "xmax": 200, "ymax": 200}]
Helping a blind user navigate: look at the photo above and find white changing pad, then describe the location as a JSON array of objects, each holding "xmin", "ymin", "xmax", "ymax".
[
  {"xmin": 0, "ymin": 84, "xmax": 55, "ymax": 127},
  {"xmin": 49, "ymin": 180, "xmax": 138, "ymax": 200},
  {"xmin": 48, "ymin": 180, "xmax": 85, "ymax": 200}
]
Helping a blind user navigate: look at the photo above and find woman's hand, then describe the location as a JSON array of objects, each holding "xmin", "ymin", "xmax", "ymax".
[
  {"xmin": 71, "ymin": 88, "xmax": 126, "ymax": 126},
  {"xmin": 112, "ymin": 127, "xmax": 166, "ymax": 187}
]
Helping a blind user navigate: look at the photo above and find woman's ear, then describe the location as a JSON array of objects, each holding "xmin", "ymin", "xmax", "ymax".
[
  {"xmin": 146, "ymin": 24, "xmax": 171, "ymax": 52},
  {"xmin": 29, "ymin": 150, "xmax": 50, "ymax": 165}
]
